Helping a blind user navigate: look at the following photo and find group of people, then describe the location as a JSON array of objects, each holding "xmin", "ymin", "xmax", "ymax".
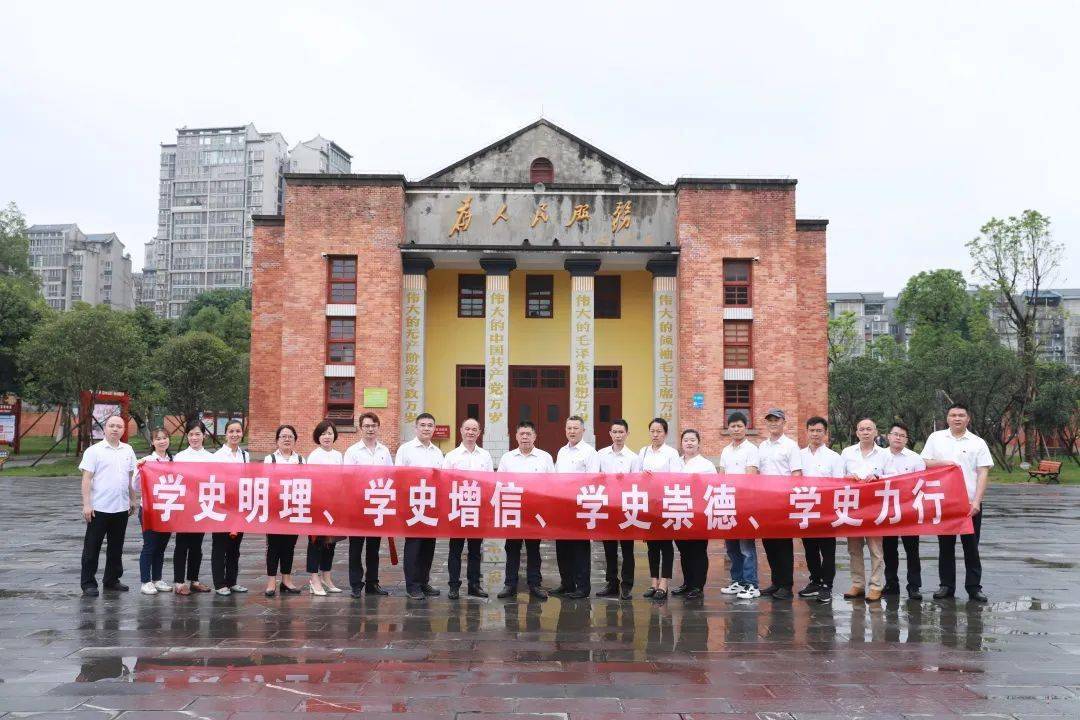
[{"xmin": 78, "ymin": 403, "xmax": 992, "ymax": 604}]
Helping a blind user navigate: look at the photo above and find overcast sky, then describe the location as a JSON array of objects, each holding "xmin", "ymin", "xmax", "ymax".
[{"xmin": 2, "ymin": 1, "xmax": 1076, "ymax": 294}]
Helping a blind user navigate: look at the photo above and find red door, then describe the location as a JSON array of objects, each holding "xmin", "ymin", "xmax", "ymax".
[
  {"xmin": 455, "ymin": 365, "xmax": 485, "ymax": 446},
  {"xmin": 593, "ymin": 366, "xmax": 622, "ymax": 444},
  {"xmin": 508, "ymin": 366, "xmax": 569, "ymax": 454}
]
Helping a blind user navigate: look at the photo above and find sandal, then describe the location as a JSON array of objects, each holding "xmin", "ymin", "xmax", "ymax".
[{"xmin": 174, "ymin": 583, "xmax": 191, "ymax": 596}]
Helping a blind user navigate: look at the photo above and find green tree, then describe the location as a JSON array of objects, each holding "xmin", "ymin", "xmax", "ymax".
[
  {"xmin": 19, "ymin": 303, "xmax": 147, "ymax": 449},
  {"xmin": 178, "ymin": 288, "xmax": 251, "ymax": 333},
  {"xmin": 1030, "ymin": 363, "xmax": 1079, "ymax": 464},
  {"xmin": 967, "ymin": 210, "xmax": 1065, "ymax": 463},
  {"xmin": 0, "ymin": 202, "xmax": 36, "ymax": 282},
  {"xmin": 152, "ymin": 331, "xmax": 244, "ymax": 428},
  {"xmin": 894, "ymin": 269, "xmax": 991, "ymax": 357},
  {"xmin": 827, "ymin": 310, "xmax": 860, "ymax": 366},
  {"xmin": 0, "ymin": 276, "xmax": 50, "ymax": 393}
]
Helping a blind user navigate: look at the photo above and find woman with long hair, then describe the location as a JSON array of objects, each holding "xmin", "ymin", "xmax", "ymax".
[
  {"xmin": 211, "ymin": 419, "xmax": 249, "ymax": 596},
  {"xmin": 263, "ymin": 424, "xmax": 304, "ymax": 596},
  {"xmin": 638, "ymin": 418, "xmax": 682, "ymax": 600},
  {"xmin": 135, "ymin": 427, "xmax": 174, "ymax": 595}
]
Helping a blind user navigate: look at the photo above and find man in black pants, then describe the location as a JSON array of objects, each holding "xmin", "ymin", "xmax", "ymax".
[
  {"xmin": 755, "ymin": 409, "xmax": 803, "ymax": 600},
  {"xmin": 395, "ymin": 413, "xmax": 445, "ymax": 600},
  {"xmin": 78, "ymin": 414, "xmax": 138, "ymax": 596},
  {"xmin": 343, "ymin": 412, "xmax": 393, "ymax": 597},
  {"xmin": 798, "ymin": 416, "xmax": 842, "ymax": 602},
  {"xmin": 596, "ymin": 419, "xmax": 638, "ymax": 600},
  {"xmin": 880, "ymin": 422, "xmax": 926, "ymax": 600},
  {"xmin": 496, "ymin": 422, "xmax": 553, "ymax": 600},
  {"xmin": 554, "ymin": 416, "xmax": 599, "ymax": 599},
  {"xmin": 443, "ymin": 418, "xmax": 494, "ymax": 599}
]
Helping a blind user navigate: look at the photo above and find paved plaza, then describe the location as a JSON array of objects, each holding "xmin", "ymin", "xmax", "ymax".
[{"xmin": 0, "ymin": 477, "xmax": 1078, "ymax": 719}]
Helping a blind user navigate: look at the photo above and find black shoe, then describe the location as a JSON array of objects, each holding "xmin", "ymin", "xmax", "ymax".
[
  {"xmin": 82, "ymin": 586, "xmax": 99, "ymax": 597},
  {"xmin": 642, "ymin": 587, "xmax": 657, "ymax": 598},
  {"xmin": 798, "ymin": 583, "xmax": 822, "ymax": 598},
  {"xmin": 421, "ymin": 584, "xmax": 441, "ymax": 597},
  {"xmin": 933, "ymin": 586, "xmax": 955, "ymax": 600},
  {"xmin": 406, "ymin": 587, "xmax": 426, "ymax": 599},
  {"xmin": 620, "ymin": 588, "xmax": 633, "ymax": 600},
  {"xmin": 103, "ymin": 582, "xmax": 129, "ymax": 592},
  {"xmin": 529, "ymin": 586, "xmax": 548, "ymax": 600},
  {"xmin": 565, "ymin": 590, "xmax": 589, "ymax": 599},
  {"xmin": 264, "ymin": 589, "xmax": 276, "ymax": 597},
  {"xmin": 881, "ymin": 584, "xmax": 901, "ymax": 596},
  {"xmin": 760, "ymin": 584, "xmax": 780, "ymax": 596},
  {"xmin": 653, "ymin": 588, "xmax": 668, "ymax": 600},
  {"xmin": 497, "ymin": 586, "xmax": 518, "ymax": 599},
  {"xmin": 279, "ymin": 583, "xmax": 302, "ymax": 594},
  {"xmin": 684, "ymin": 588, "xmax": 704, "ymax": 600},
  {"xmin": 447, "ymin": 587, "xmax": 460, "ymax": 600},
  {"xmin": 350, "ymin": 588, "xmax": 364, "ymax": 598},
  {"xmin": 816, "ymin": 590, "xmax": 833, "ymax": 603},
  {"xmin": 550, "ymin": 585, "xmax": 570, "ymax": 596},
  {"xmin": 908, "ymin": 588, "xmax": 923, "ymax": 601},
  {"xmin": 596, "ymin": 585, "xmax": 620, "ymax": 598},
  {"xmin": 467, "ymin": 585, "xmax": 489, "ymax": 598},
  {"xmin": 671, "ymin": 584, "xmax": 690, "ymax": 596},
  {"xmin": 968, "ymin": 590, "xmax": 988, "ymax": 603},
  {"xmin": 771, "ymin": 587, "xmax": 793, "ymax": 600},
  {"xmin": 365, "ymin": 583, "xmax": 389, "ymax": 596}
]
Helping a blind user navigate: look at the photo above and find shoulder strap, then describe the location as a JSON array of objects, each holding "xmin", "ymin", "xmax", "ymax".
[
  {"xmin": 242, "ymin": 449, "xmax": 249, "ymax": 462},
  {"xmin": 269, "ymin": 453, "xmax": 276, "ymax": 463},
  {"xmin": 298, "ymin": 454, "xmax": 304, "ymax": 464}
]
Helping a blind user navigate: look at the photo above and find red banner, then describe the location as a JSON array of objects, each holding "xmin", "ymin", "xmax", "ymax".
[{"xmin": 139, "ymin": 463, "xmax": 973, "ymax": 540}]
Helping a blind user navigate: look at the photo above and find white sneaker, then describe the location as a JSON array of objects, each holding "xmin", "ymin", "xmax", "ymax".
[
  {"xmin": 140, "ymin": 582, "xmax": 158, "ymax": 595},
  {"xmin": 737, "ymin": 585, "xmax": 761, "ymax": 599},
  {"xmin": 215, "ymin": 587, "xmax": 232, "ymax": 596},
  {"xmin": 153, "ymin": 580, "xmax": 172, "ymax": 592},
  {"xmin": 720, "ymin": 582, "xmax": 744, "ymax": 595},
  {"xmin": 230, "ymin": 585, "xmax": 248, "ymax": 593}
]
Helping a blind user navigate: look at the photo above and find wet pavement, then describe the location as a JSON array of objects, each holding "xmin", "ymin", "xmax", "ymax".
[{"xmin": 1, "ymin": 477, "xmax": 1078, "ymax": 719}]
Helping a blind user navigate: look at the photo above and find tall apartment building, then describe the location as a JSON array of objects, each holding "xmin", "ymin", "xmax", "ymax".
[
  {"xmin": 27, "ymin": 224, "xmax": 135, "ymax": 311},
  {"xmin": 148, "ymin": 124, "xmax": 351, "ymax": 318},
  {"xmin": 289, "ymin": 135, "xmax": 352, "ymax": 174},
  {"xmin": 827, "ymin": 292, "xmax": 907, "ymax": 353}
]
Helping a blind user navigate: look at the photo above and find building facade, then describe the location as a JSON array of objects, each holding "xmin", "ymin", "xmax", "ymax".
[
  {"xmin": 827, "ymin": 291, "xmax": 907, "ymax": 353},
  {"xmin": 249, "ymin": 121, "xmax": 829, "ymax": 461},
  {"xmin": 147, "ymin": 124, "xmax": 351, "ymax": 319},
  {"xmin": 27, "ymin": 224, "xmax": 135, "ymax": 310}
]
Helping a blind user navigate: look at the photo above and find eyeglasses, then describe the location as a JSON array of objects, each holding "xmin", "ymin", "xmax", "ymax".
[
  {"xmin": 887, "ymin": 432, "xmax": 908, "ymax": 439},
  {"xmin": 360, "ymin": 424, "xmax": 379, "ymax": 429}
]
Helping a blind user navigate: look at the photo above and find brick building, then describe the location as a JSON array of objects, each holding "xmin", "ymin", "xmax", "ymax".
[{"xmin": 249, "ymin": 120, "xmax": 828, "ymax": 462}]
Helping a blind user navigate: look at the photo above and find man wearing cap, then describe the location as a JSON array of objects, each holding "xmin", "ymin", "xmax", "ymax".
[{"xmin": 756, "ymin": 408, "xmax": 803, "ymax": 600}]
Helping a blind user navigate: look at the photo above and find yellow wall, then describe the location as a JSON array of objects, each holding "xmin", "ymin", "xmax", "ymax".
[{"xmin": 424, "ymin": 268, "xmax": 653, "ymax": 452}]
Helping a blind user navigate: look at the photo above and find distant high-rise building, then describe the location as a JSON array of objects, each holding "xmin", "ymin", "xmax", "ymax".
[
  {"xmin": 27, "ymin": 224, "xmax": 135, "ymax": 311},
  {"xmin": 150, "ymin": 124, "xmax": 351, "ymax": 318},
  {"xmin": 827, "ymin": 292, "xmax": 907, "ymax": 354}
]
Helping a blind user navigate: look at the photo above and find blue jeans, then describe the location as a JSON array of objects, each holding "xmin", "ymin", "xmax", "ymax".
[
  {"xmin": 139, "ymin": 522, "xmax": 171, "ymax": 584},
  {"xmin": 725, "ymin": 539, "xmax": 758, "ymax": 587}
]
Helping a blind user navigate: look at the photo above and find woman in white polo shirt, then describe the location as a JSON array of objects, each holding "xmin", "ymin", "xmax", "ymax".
[
  {"xmin": 305, "ymin": 419, "xmax": 344, "ymax": 596},
  {"xmin": 263, "ymin": 424, "xmax": 304, "ymax": 597},
  {"xmin": 210, "ymin": 419, "xmax": 249, "ymax": 596},
  {"xmin": 172, "ymin": 420, "xmax": 215, "ymax": 596},
  {"xmin": 135, "ymin": 427, "xmax": 174, "ymax": 595},
  {"xmin": 675, "ymin": 429, "xmax": 716, "ymax": 600},
  {"xmin": 638, "ymin": 417, "xmax": 683, "ymax": 600}
]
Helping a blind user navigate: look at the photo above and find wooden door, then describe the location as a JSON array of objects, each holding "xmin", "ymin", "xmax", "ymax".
[
  {"xmin": 509, "ymin": 366, "xmax": 569, "ymax": 454},
  {"xmin": 593, "ymin": 366, "xmax": 622, "ymax": 444},
  {"xmin": 455, "ymin": 365, "xmax": 485, "ymax": 446}
]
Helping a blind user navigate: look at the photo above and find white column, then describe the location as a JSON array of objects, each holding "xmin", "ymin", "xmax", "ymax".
[
  {"xmin": 648, "ymin": 257, "xmax": 678, "ymax": 446},
  {"xmin": 481, "ymin": 258, "xmax": 515, "ymax": 463},
  {"xmin": 567, "ymin": 259, "xmax": 600, "ymax": 447},
  {"xmin": 400, "ymin": 257, "xmax": 432, "ymax": 443}
]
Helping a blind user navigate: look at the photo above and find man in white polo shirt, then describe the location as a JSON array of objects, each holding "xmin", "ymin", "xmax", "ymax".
[
  {"xmin": 840, "ymin": 418, "xmax": 891, "ymax": 602},
  {"xmin": 496, "ymin": 421, "xmax": 554, "ymax": 600},
  {"xmin": 798, "ymin": 415, "xmax": 843, "ymax": 602},
  {"xmin": 395, "ymin": 412, "xmax": 445, "ymax": 600},
  {"xmin": 554, "ymin": 415, "xmax": 600, "ymax": 600},
  {"xmin": 343, "ymin": 412, "xmax": 394, "ymax": 597},
  {"xmin": 756, "ymin": 408, "xmax": 803, "ymax": 600},
  {"xmin": 78, "ymin": 414, "xmax": 138, "ymax": 596},
  {"xmin": 596, "ymin": 418, "xmax": 639, "ymax": 600},
  {"xmin": 718, "ymin": 412, "xmax": 761, "ymax": 599},
  {"xmin": 442, "ymin": 417, "xmax": 493, "ymax": 599},
  {"xmin": 921, "ymin": 403, "xmax": 993, "ymax": 603},
  {"xmin": 880, "ymin": 421, "xmax": 927, "ymax": 600}
]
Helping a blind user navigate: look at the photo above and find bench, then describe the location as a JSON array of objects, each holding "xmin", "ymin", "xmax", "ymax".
[{"xmin": 1027, "ymin": 460, "xmax": 1063, "ymax": 484}]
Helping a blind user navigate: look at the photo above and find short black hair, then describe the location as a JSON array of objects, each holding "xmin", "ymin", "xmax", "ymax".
[
  {"xmin": 516, "ymin": 420, "xmax": 537, "ymax": 432},
  {"xmin": 610, "ymin": 418, "xmax": 629, "ymax": 431},
  {"xmin": 567, "ymin": 415, "xmax": 585, "ymax": 425},
  {"xmin": 416, "ymin": 412, "xmax": 435, "ymax": 424},
  {"xmin": 649, "ymin": 417, "xmax": 669, "ymax": 434},
  {"xmin": 275, "ymin": 424, "xmax": 298, "ymax": 441},
  {"xmin": 312, "ymin": 419, "xmax": 338, "ymax": 444},
  {"xmin": 184, "ymin": 418, "xmax": 206, "ymax": 434},
  {"xmin": 889, "ymin": 421, "xmax": 910, "ymax": 436},
  {"xmin": 806, "ymin": 415, "xmax": 828, "ymax": 430},
  {"xmin": 358, "ymin": 412, "xmax": 380, "ymax": 427},
  {"xmin": 681, "ymin": 428, "xmax": 700, "ymax": 442},
  {"xmin": 947, "ymin": 403, "xmax": 970, "ymax": 416},
  {"xmin": 727, "ymin": 412, "xmax": 748, "ymax": 427}
]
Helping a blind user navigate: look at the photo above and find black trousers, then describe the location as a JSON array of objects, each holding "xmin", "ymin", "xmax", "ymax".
[
  {"xmin": 80, "ymin": 510, "xmax": 128, "ymax": 589},
  {"xmin": 448, "ymin": 538, "xmax": 482, "ymax": 588},
  {"xmin": 306, "ymin": 537, "xmax": 337, "ymax": 573},
  {"xmin": 403, "ymin": 537, "xmax": 436, "ymax": 590},
  {"xmin": 562, "ymin": 539, "xmax": 591, "ymax": 593},
  {"xmin": 348, "ymin": 536, "xmax": 381, "ymax": 590},
  {"xmin": 504, "ymin": 539, "xmax": 542, "ymax": 588},
  {"xmin": 762, "ymin": 538, "xmax": 794, "ymax": 590},
  {"xmin": 647, "ymin": 539, "xmax": 674, "ymax": 579},
  {"xmin": 801, "ymin": 537, "xmax": 837, "ymax": 588},
  {"xmin": 602, "ymin": 540, "xmax": 635, "ymax": 589},
  {"xmin": 173, "ymin": 532, "xmax": 204, "ymax": 584},
  {"xmin": 266, "ymin": 534, "xmax": 297, "ymax": 576},
  {"xmin": 676, "ymin": 539, "xmax": 709, "ymax": 590},
  {"xmin": 938, "ymin": 511, "xmax": 982, "ymax": 592},
  {"xmin": 883, "ymin": 534, "xmax": 921, "ymax": 590},
  {"xmin": 555, "ymin": 539, "xmax": 573, "ymax": 587},
  {"xmin": 211, "ymin": 532, "xmax": 243, "ymax": 589}
]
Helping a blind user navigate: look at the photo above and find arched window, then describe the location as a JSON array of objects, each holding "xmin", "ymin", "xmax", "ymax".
[{"xmin": 529, "ymin": 157, "xmax": 554, "ymax": 184}]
